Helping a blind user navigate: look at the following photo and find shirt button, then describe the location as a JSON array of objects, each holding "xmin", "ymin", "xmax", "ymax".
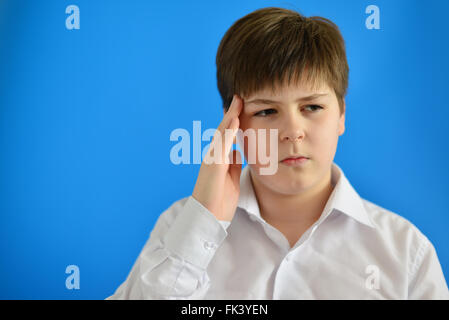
[{"xmin": 203, "ymin": 241, "xmax": 216, "ymax": 250}]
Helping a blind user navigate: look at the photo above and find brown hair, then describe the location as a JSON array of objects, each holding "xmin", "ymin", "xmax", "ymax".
[{"xmin": 216, "ymin": 7, "xmax": 349, "ymax": 114}]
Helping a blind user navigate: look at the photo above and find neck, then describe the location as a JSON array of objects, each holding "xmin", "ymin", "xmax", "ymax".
[{"xmin": 250, "ymin": 167, "xmax": 334, "ymax": 226}]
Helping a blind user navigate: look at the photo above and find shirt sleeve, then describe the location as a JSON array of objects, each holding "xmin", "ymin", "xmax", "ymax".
[
  {"xmin": 408, "ymin": 236, "xmax": 449, "ymax": 300},
  {"xmin": 106, "ymin": 196, "xmax": 229, "ymax": 300}
]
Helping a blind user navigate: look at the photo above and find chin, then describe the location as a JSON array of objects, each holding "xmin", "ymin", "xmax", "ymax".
[{"xmin": 253, "ymin": 166, "xmax": 312, "ymax": 195}]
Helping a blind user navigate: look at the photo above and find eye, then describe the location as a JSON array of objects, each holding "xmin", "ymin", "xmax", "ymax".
[
  {"xmin": 253, "ymin": 105, "xmax": 323, "ymax": 117},
  {"xmin": 304, "ymin": 105, "xmax": 323, "ymax": 112},
  {"xmin": 254, "ymin": 109, "xmax": 277, "ymax": 117}
]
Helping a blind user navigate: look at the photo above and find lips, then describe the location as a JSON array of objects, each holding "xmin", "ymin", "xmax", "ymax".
[
  {"xmin": 280, "ymin": 156, "xmax": 309, "ymax": 166},
  {"xmin": 281, "ymin": 155, "xmax": 309, "ymax": 162}
]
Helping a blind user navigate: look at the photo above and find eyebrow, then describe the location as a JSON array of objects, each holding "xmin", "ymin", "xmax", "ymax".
[{"xmin": 245, "ymin": 93, "xmax": 329, "ymax": 106}]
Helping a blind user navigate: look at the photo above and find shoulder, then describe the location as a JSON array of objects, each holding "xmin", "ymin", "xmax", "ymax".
[
  {"xmin": 361, "ymin": 198, "xmax": 431, "ymax": 262},
  {"xmin": 362, "ymin": 198, "xmax": 427, "ymax": 240},
  {"xmin": 363, "ymin": 199, "xmax": 418, "ymax": 230},
  {"xmin": 360, "ymin": 199, "xmax": 449, "ymax": 298}
]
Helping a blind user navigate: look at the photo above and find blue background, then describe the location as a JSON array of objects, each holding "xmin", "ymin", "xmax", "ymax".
[{"xmin": 0, "ymin": 0, "xmax": 448, "ymax": 299}]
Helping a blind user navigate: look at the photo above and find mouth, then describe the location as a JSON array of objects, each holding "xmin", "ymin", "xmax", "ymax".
[{"xmin": 280, "ymin": 155, "xmax": 309, "ymax": 166}]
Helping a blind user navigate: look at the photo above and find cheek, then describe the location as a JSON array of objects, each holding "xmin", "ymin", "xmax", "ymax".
[
  {"xmin": 238, "ymin": 119, "xmax": 276, "ymax": 165},
  {"xmin": 308, "ymin": 118, "xmax": 340, "ymax": 158},
  {"xmin": 311, "ymin": 120, "xmax": 338, "ymax": 139},
  {"xmin": 238, "ymin": 114, "xmax": 254, "ymax": 133},
  {"xmin": 239, "ymin": 115, "xmax": 263, "ymax": 130}
]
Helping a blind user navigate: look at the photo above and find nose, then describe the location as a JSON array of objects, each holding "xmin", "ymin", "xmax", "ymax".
[
  {"xmin": 279, "ymin": 115, "xmax": 305, "ymax": 143},
  {"xmin": 284, "ymin": 134, "xmax": 303, "ymax": 142}
]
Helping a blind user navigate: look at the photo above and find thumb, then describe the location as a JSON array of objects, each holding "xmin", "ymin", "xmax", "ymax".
[{"xmin": 229, "ymin": 149, "xmax": 243, "ymax": 188}]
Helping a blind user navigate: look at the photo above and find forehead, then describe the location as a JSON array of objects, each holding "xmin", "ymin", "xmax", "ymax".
[
  {"xmin": 243, "ymin": 86, "xmax": 335, "ymax": 109},
  {"xmin": 243, "ymin": 79, "xmax": 333, "ymax": 103}
]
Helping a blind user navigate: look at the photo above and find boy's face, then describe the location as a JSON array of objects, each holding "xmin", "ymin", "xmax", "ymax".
[{"xmin": 237, "ymin": 80, "xmax": 345, "ymax": 195}]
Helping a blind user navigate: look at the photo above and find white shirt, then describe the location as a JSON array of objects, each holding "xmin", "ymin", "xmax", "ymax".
[{"xmin": 107, "ymin": 162, "xmax": 449, "ymax": 299}]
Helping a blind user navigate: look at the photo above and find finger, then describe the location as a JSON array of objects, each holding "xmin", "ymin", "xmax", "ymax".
[
  {"xmin": 217, "ymin": 95, "xmax": 242, "ymax": 134},
  {"xmin": 223, "ymin": 117, "xmax": 240, "ymax": 164},
  {"xmin": 209, "ymin": 95, "xmax": 241, "ymax": 154},
  {"xmin": 206, "ymin": 115, "xmax": 238, "ymax": 166},
  {"xmin": 229, "ymin": 150, "xmax": 243, "ymax": 187},
  {"xmin": 228, "ymin": 94, "xmax": 243, "ymax": 116}
]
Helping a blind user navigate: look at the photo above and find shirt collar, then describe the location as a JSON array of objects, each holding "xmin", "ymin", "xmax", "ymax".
[{"xmin": 237, "ymin": 162, "xmax": 376, "ymax": 229}]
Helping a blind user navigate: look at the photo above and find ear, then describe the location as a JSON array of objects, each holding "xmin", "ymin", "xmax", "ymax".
[{"xmin": 338, "ymin": 100, "xmax": 346, "ymax": 136}]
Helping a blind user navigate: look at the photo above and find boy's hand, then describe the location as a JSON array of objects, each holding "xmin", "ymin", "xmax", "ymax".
[{"xmin": 192, "ymin": 94, "xmax": 243, "ymax": 222}]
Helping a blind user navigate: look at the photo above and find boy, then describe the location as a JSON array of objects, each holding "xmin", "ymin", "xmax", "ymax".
[{"xmin": 107, "ymin": 7, "xmax": 448, "ymax": 299}]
